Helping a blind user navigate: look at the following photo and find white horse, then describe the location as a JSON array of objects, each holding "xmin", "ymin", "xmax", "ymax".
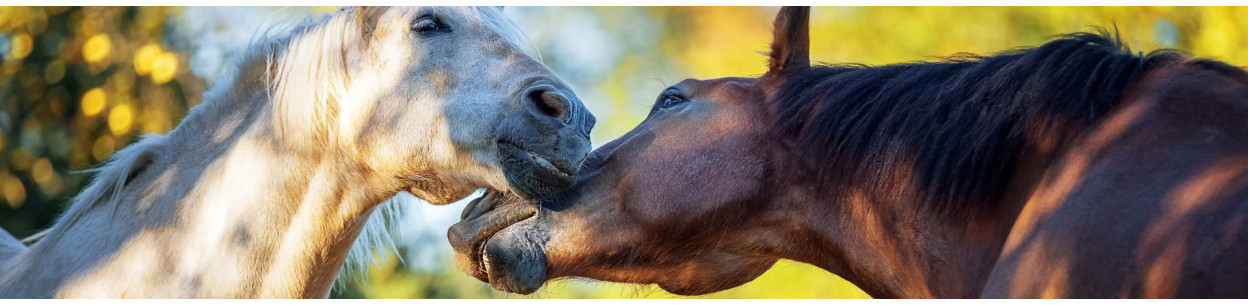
[{"xmin": 0, "ymin": 6, "xmax": 594, "ymax": 298}]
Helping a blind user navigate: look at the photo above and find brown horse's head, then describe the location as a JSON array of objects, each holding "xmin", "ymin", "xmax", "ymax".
[{"xmin": 448, "ymin": 7, "xmax": 812, "ymax": 295}]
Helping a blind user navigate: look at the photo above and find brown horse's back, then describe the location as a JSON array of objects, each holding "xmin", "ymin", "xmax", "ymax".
[{"xmin": 984, "ymin": 60, "xmax": 1248, "ymax": 298}]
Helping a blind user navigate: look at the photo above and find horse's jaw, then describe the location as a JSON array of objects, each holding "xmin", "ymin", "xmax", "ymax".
[{"xmin": 404, "ymin": 176, "xmax": 482, "ymax": 206}]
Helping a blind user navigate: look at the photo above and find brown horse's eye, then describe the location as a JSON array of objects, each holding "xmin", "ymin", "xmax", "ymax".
[
  {"xmin": 661, "ymin": 95, "xmax": 684, "ymax": 107},
  {"xmin": 648, "ymin": 88, "xmax": 688, "ymax": 117},
  {"xmin": 657, "ymin": 90, "xmax": 686, "ymax": 108},
  {"xmin": 412, "ymin": 16, "xmax": 443, "ymax": 34}
]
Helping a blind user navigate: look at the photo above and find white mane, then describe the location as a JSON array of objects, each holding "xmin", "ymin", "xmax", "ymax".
[{"xmin": 21, "ymin": 134, "xmax": 169, "ymax": 246}]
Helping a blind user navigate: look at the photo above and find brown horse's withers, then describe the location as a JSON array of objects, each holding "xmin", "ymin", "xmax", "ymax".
[{"xmin": 449, "ymin": 7, "xmax": 1248, "ymax": 298}]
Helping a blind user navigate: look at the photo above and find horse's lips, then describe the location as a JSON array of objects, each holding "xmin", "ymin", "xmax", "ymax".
[
  {"xmin": 478, "ymin": 239, "xmax": 492, "ymax": 279},
  {"xmin": 498, "ymin": 141, "xmax": 576, "ymax": 178},
  {"xmin": 471, "ymin": 214, "xmax": 533, "ymax": 283},
  {"xmin": 477, "ymin": 216, "xmax": 547, "ymax": 294},
  {"xmin": 449, "ymin": 194, "xmax": 537, "ymax": 288},
  {"xmin": 482, "ymin": 248, "xmax": 491, "ymax": 277},
  {"xmin": 495, "ymin": 140, "xmax": 580, "ymax": 200},
  {"xmin": 477, "ymin": 216, "xmax": 534, "ymax": 291},
  {"xmin": 527, "ymin": 151, "xmax": 573, "ymax": 179}
]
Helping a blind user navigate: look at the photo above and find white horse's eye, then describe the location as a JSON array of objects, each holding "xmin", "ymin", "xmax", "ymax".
[{"xmin": 412, "ymin": 16, "xmax": 442, "ymax": 34}]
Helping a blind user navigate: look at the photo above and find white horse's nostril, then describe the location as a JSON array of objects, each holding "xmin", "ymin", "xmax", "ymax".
[{"xmin": 525, "ymin": 87, "xmax": 571, "ymax": 122}]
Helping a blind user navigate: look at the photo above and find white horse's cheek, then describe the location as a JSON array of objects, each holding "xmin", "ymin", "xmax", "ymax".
[{"xmin": 336, "ymin": 53, "xmax": 412, "ymax": 148}]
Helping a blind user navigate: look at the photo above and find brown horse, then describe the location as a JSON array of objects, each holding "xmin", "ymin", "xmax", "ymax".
[{"xmin": 449, "ymin": 7, "xmax": 1248, "ymax": 298}]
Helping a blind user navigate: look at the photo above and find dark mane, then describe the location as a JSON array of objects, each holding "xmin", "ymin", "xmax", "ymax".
[{"xmin": 770, "ymin": 33, "xmax": 1185, "ymax": 214}]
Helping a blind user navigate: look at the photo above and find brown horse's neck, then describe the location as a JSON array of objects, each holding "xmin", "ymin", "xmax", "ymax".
[
  {"xmin": 759, "ymin": 134, "xmax": 1073, "ymax": 298},
  {"xmin": 749, "ymin": 35, "xmax": 1171, "ymax": 297}
]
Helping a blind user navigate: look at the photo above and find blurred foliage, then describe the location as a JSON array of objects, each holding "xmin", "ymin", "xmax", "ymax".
[
  {"xmin": 1, "ymin": 6, "xmax": 1246, "ymax": 299},
  {"xmin": 0, "ymin": 7, "xmax": 203, "ymax": 239},
  {"xmin": 560, "ymin": 7, "xmax": 1248, "ymax": 143}
]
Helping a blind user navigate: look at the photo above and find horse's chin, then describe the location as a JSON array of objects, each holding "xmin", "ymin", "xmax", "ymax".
[
  {"xmin": 656, "ymin": 277, "xmax": 750, "ymax": 296},
  {"xmin": 655, "ymin": 258, "xmax": 777, "ymax": 296},
  {"xmin": 478, "ymin": 220, "xmax": 549, "ymax": 294},
  {"xmin": 405, "ymin": 178, "xmax": 479, "ymax": 205}
]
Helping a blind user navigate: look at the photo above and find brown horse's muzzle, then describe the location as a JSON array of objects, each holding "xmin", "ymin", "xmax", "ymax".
[{"xmin": 447, "ymin": 191, "xmax": 549, "ymax": 294}]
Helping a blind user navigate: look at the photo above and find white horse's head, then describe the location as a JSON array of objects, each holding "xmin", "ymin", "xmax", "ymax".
[
  {"xmin": 270, "ymin": 6, "xmax": 594, "ymax": 203},
  {"xmin": 0, "ymin": 7, "xmax": 593, "ymax": 298}
]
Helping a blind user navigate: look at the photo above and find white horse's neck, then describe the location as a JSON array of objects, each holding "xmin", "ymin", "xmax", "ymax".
[
  {"xmin": 0, "ymin": 16, "xmax": 403, "ymax": 298},
  {"xmin": 1, "ymin": 89, "xmax": 388, "ymax": 299}
]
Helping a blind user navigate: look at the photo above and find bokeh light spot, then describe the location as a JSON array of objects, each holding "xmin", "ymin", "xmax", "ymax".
[
  {"xmin": 0, "ymin": 7, "xmax": 31, "ymax": 33},
  {"xmin": 92, "ymin": 136, "xmax": 114, "ymax": 161},
  {"xmin": 44, "ymin": 59, "xmax": 66, "ymax": 84},
  {"xmin": 108, "ymin": 104, "xmax": 133, "ymax": 135},
  {"xmin": 1, "ymin": 174, "xmax": 25, "ymax": 209},
  {"xmin": 10, "ymin": 149, "xmax": 33, "ymax": 171},
  {"xmin": 10, "ymin": 33, "xmax": 32, "ymax": 60},
  {"xmin": 134, "ymin": 43, "xmax": 161, "ymax": 76},
  {"xmin": 82, "ymin": 34, "xmax": 112, "ymax": 63},
  {"xmin": 150, "ymin": 51, "xmax": 178, "ymax": 84},
  {"xmin": 38, "ymin": 173, "xmax": 62, "ymax": 197},
  {"xmin": 31, "ymin": 158, "xmax": 53, "ymax": 183},
  {"xmin": 81, "ymin": 87, "xmax": 107, "ymax": 117}
]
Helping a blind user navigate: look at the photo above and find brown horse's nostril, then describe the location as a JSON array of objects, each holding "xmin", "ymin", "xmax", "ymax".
[{"xmin": 525, "ymin": 87, "xmax": 571, "ymax": 122}]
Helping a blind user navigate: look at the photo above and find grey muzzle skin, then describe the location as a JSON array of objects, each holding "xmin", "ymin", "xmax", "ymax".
[
  {"xmin": 495, "ymin": 79, "xmax": 595, "ymax": 200},
  {"xmin": 451, "ymin": 77, "xmax": 593, "ymax": 294}
]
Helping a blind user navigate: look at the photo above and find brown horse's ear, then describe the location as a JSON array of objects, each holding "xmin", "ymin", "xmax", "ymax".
[{"xmin": 764, "ymin": 7, "xmax": 810, "ymax": 83}]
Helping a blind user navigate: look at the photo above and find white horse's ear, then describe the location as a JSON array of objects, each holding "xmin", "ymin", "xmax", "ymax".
[
  {"xmin": 350, "ymin": 7, "xmax": 385, "ymax": 23},
  {"xmin": 349, "ymin": 7, "xmax": 385, "ymax": 44}
]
